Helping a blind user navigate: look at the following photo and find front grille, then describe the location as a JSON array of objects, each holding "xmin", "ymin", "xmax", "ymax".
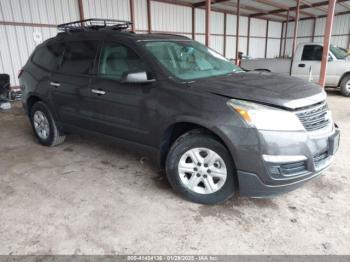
[{"xmin": 295, "ymin": 101, "xmax": 329, "ymax": 131}]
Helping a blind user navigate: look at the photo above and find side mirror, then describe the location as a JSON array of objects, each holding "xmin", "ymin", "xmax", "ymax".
[
  {"xmin": 328, "ymin": 55, "xmax": 333, "ymax": 62},
  {"xmin": 121, "ymin": 71, "xmax": 156, "ymax": 84}
]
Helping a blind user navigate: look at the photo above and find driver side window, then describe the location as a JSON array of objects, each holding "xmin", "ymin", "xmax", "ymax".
[{"xmin": 98, "ymin": 42, "xmax": 146, "ymax": 80}]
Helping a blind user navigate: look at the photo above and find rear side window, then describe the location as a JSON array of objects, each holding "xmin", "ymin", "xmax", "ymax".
[
  {"xmin": 301, "ymin": 45, "xmax": 323, "ymax": 61},
  {"xmin": 98, "ymin": 42, "xmax": 146, "ymax": 80},
  {"xmin": 32, "ymin": 44, "xmax": 62, "ymax": 71},
  {"xmin": 59, "ymin": 41, "xmax": 99, "ymax": 75}
]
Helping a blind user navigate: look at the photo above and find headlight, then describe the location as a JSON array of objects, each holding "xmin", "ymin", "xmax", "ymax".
[{"xmin": 227, "ymin": 99, "xmax": 305, "ymax": 131}]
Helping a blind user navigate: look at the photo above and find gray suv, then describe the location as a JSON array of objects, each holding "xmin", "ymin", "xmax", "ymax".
[{"xmin": 19, "ymin": 19, "xmax": 340, "ymax": 204}]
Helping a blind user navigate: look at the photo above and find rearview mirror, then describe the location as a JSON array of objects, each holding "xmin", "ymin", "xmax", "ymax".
[{"xmin": 121, "ymin": 71, "xmax": 156, "ymax": 84}]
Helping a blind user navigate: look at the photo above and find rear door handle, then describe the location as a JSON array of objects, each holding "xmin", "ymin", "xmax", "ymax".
[
  {"xmin": 50, "ymin": 81, "xmax": 61, "ymax": 87},
  {"xmin": 91, "ymin": 89, "xmax": 106, "ymax": 95},
  {"xmin": 298, "ymin": 64, "xmax": 306, "ymax": 68}
]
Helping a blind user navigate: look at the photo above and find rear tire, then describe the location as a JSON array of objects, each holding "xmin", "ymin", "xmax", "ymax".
[
  {"xmin": 165, "ymin": 130, "xmax": 236, "ymax": 204},
  {"xmin": 340, "ymin": 75, "xmax": 350, "ymax": 97},
  {"xmin": 30, "ymin": 101, "xmax": 66, "ymax": 146}
]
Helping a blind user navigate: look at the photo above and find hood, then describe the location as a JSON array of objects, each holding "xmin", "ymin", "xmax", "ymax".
[{"xmin": 190, "ymin": 71, "xmax": 326, "ymax": 110}]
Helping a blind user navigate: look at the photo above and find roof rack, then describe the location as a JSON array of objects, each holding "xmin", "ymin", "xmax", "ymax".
[{"xmin": 57, "ymin": 18, "xmax": 133, "ymax": 33}]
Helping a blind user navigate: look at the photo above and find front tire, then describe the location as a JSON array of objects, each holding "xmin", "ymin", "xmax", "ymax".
[
  {"xmin": 30, "ymin": 101, "xmax": 66, "ymax": 146},
  {"xmin": 165, "ymin": 131, "xmax": 236, "ymax": 204},
  {"xmin": 340, "ymin": 75, "xmax": 350, "ymax": 97}
]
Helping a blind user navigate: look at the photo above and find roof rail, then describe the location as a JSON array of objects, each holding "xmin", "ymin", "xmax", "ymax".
[{"xmin": 57, "ymin": 18, "xmax": 133, "ymax": 33}]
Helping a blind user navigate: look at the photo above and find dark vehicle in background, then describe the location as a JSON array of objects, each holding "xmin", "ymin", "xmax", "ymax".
[{"xmin": 19, "ymin": 19, "xmax": 340, "ymax": 204}]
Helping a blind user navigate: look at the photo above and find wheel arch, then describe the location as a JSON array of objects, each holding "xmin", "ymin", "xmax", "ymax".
[
  {"xmin": 159, "ymin": 120, "xmax": 237, "ymax": 170},
  {"xmin": 337, "ymin": 71, "xmax": 350, "ymax": 87},
  {"xmin": 26, "ymin": 95, "xmax": 44, "ymax": 116},
  {"xmin": 26, "ymin": 94, "xmax": 64, "ymax": 131}
]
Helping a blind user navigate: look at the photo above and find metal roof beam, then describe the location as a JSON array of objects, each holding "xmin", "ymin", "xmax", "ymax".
[
  {"xmin": 193, "ymin": 0, "xmax": 230, "ymax": 8},
  {"xmin": 255, "ymin": 0, "xmax": 315, "ymax": 17},
  {"xmin": 301, "ymin": 0, "xmax": 328, "ymax": 13},
  {"xmin": 221, "ymin": 1, "xmax": 295, "ymax": 20},
  {"xmin": 250, "ymin": 0, "xmax": 350, "ymax": 18}
]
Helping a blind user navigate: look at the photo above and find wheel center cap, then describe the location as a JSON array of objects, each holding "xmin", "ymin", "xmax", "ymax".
[{"xmin": 199, "ymin": 166, "xmax": 206, "ymax": 174}]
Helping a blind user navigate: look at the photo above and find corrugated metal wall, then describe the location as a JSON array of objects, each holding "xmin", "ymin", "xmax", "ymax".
[
  {"xmin": 282, "ymin": 13, "xmax": 350, "ymax": 57},
  {"xmin": 1, "ymin": 0, "xmax": 285, "ymax": 86},
  {"xmin": 0, "ymin": 0, "xmax": 79, "ymax": 85},
  {"xmin": 82, "ymin": 0, "xmax": 130, "ymax": 21},
  {"xmin": 226, "ymin": 14, "xmax": 249, "ymax": 59}
]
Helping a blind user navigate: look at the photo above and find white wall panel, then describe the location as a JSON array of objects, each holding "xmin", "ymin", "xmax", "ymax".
[
  {"xmin": 247, "ymin": 18, "xmax": 269, "ymax": 58},
  {"xmin": 226, "ymin": 36, "xmax": 235, "ymax": 59},
  {"xmin": 226, "ymin": 14, "xmax": 236, "ymax": 35},
  {"xmin": 83, "ymin": 0, "xmax": 130, "ymax": 21},
  {"xmin": 250, "ymin": 18, "xmax": 267, "ymax": 37},
  {"xmin": 266, "ymin": 21, "xmax": 282, "ymax": 58},
  {"xmin": 238, "ymin": 37, "xmax": 247, "ymax": 56},
  {"xmin": 249, "ymin": 38, "xmax": 265, "ymax": 58},
  {"xmin": 151, "ymin": 1, "xmax": 191, "ymax": 33},
  {"xmin": 195, "ymin": 8, "xmax": 205, "ymax": 34},
  {"xmin": 268, "ymin": 21, "xmax": 282, "ymax": 38},
  {"xmin": 195, "ymin": 34, "xmax": 205, "ymax": 45},
  {"xmin": 211, "ymin": 11, "xmax": 224, "ymax": 34},
  {"xmin": 298, "ymin": 20, "xmax": 313, "ymax": 37},
  {"xmin": 315, "ymin": 17, "xmax": 326, "ymax": 37},
  {"xmin": 209, "ymin": 35, "xmax": 224, "ymax": 55},
  {"xmin": 134, "ymin": 0, "xmax": 148, "ymax": 31},
  {"xmin": 226, "ymin": 15, "xmax": 248, "ymax": 36},
  {"xmin": 267, "ymin": 39, "xmax": 280, "ymax": 58},
  {"xmin": 0, "ymin": 25, "xmax": 57, "ymax": 85},
  {"xmin": 333, "ymin": 14, "xmax": 350, "ymax": 35},
  {"xmin": 239, "ymin": 16, "xmax": 249, "ymax": 37},
  {"xmin": 0, "ymin": 0, "xmax": 79, "ymax": 24}
]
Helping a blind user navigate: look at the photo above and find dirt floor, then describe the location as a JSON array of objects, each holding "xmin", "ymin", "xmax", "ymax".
[{"xmin": 0, "ymin": 90, "xmax": 349, "ymax": 255}]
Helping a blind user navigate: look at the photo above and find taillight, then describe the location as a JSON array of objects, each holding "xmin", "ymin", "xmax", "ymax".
[{"xmin": 18, "ymin": 69, "xmax": 23, "ymax": 78}]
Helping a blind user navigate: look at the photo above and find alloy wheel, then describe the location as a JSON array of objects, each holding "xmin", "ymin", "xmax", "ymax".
[
  {"xmin": 33, "ymin": 110, "xmax": 50, "ymax": 140},
  {"xmin": 178, "ymin": 147, "xmax": 227, "ymax": 194}
]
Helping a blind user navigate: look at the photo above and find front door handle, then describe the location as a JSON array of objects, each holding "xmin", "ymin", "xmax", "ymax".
[
  {"xmin": 298, "ymin": 64, "xmax": 306, "ymax": 68},
  {"xmin": 50, "ymin": 81, "xmax": 61, "ymax": 87},
  {"xmin": 91, "ymin": 89, "xmax": 106, "ymax": 95}
]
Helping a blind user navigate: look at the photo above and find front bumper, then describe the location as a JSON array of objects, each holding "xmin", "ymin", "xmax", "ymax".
[
  {"xmin": 225, "ymin": 125, "xmax": 340, "ymax": 197},
  {"xmin": 237, "ymin": 166, "xmax": 331, "ymax": 197}
]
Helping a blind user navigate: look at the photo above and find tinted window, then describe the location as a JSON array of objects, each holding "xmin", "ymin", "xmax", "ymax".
[
  {"xmin": 32, "ymin": 44, "xmax": 62, "ymax": 70},
  {"xmin": 98, "ymin": 42, "xmax": 146, "ymax": 79},
  {"xmin": 60, "ymin": 41, "xmax": 99, "ymax": 74},
  {"xmin": 301, "ymin": 45, "xmax": 323, "ymax": 61}
]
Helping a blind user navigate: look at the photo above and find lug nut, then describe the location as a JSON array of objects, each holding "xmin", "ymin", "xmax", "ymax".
[
  {"xmin": 207, "ymin": 169, "xmax": 211, "ymax": 173},
  {"xmin": 203, "ymin": 174, "xmax": 207, "ymax": 178},
  {"xmin": 194, "ymin": 167, "xmax": 198, "ymax": 171},
  {"xmin": 204, "ymin": 164, "xmax": 208, "ymax": 167},
  {"xmin": 196, "ymin": 173, "xmax": 201, "ymax": 177}
]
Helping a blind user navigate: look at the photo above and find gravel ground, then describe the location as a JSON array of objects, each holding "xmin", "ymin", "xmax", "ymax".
[{"xmin": 0, "ymin": 90, "xmax": 349, "ymax": 255}]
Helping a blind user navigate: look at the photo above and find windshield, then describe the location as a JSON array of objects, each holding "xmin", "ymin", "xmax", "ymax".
[
  {"xmin": 330, "ymin": 45, "xmax": 349, "ymax": 59},
  {"xmin": 143, "ymin": 40, "xmax": 243, "ymax": 81}
]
